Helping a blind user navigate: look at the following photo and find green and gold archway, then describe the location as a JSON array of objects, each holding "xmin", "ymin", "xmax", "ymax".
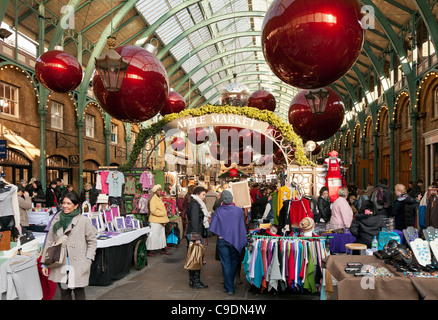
[{"xmin": 120, "ymin": 105, "xmax": 314, "ymax": 172}]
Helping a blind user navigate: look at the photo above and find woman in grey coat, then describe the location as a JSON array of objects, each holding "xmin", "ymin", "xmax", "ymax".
[{"xmin": 41, "ymin": 192, "xmax": 97, "ymax": 300}]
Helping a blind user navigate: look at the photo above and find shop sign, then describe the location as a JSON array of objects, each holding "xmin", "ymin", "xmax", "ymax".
[
  {"xmin": 68, "ymin": 154, "xmax": 79, "ymax": 167},
  {"xmin": 0, "ymin": 140, "xmax": 6, "ymax": 159}
]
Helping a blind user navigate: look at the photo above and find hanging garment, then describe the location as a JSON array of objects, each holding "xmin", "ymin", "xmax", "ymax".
[
  {"xmin": 124, "ymin": 176, "xmax": 136, "ymax": 195},
  {"xmin": 140, "ymin": 171, "xmax": 155, "ymax": 190},
  {"xmin": 106, "ymin": 171, "xmax": 125, "ymax": 198},
  {"xmin": 100, "ymin": 171, "xmax": 110, "ymax": 195}
]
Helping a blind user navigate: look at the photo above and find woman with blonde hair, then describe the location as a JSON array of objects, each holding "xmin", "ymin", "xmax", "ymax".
[{"xmin": 393, "ymin": 183, "xmax": 408, "ymax": 230}]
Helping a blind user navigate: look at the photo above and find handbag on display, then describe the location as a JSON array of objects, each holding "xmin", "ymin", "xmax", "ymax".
[
  {"xmin": 184, "ymin": 241, "xmax": 205, "ymax": 271},
  {"xmin": 0, "ymin": 231, "xmax": 11, "ymax": 251},
  {"xmin": 43, "ymin": 231, "xmax": 70, "ymax": 268}
]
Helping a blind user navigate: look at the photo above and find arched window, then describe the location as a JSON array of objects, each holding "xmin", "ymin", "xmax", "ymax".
[
  {"xmin": 0, "ymin": 148, "xmax": 32, "ymax": 184},
  {"xmin": 433, "ymin": 86, "xmax": 438, "ymax": 118}
]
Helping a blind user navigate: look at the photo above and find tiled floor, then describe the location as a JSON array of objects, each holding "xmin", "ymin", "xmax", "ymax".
[{"xmin": 52, "ymin": 236, "xmax": 322, "ymax": 300}]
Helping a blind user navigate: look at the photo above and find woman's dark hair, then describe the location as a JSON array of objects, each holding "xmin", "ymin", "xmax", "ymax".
[
  {"xmin": 358, "ymin": 200, "xmax": 377, "ymax": 215},
  {"xmin": 34, "ymin": 180, "xmax": 42, "ymax": 191},
  {"xmin": 193, "ymin": 186, "xmax": 207, "ymax": 195},
  {"xmin": 61, "ymin": 191, "xmax": 81, "ymax": 206},
  {"xmin": 319, "ymin": 186, "xmax": 329, "ymax": 196}
]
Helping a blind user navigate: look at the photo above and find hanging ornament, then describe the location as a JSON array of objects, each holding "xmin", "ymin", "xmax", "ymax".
[
  {"xmin": 214, "ymin": 126, "xmax": 252, "ymax": 151},
  {"xmin": 230, "ymin": 147, "xmax": 253, "ymax": 167},
  {"xmin": 289, "ymin": 87, "xmax": 344, "ymax": 142},
  {"xmin": 252, "ymin": 131, "xmax": 280, "ymax": 155},
  {"xmin": 209, "ymin": 141, "xmax": 228, "ymax": 162},
  {"xmin": 160, "ymin": 89, "xmax": 186, "ymax": 116},
  {"xmin": 170, "ymin": 136, "xmax": 185, "ymax": 152},
  {"xmin": 262, "ymin": 0, "xmax": 364, "ymax": 89},
  {"xmin": 93, "ymin": 45, "xmax": 169, "ymax": 123},
  {"xmin": 188, "ymin": 127, "xmax": 209, "ymax": 145},
  {"xmin": 312, "ymin": 143, "xmax": 321, "ymax": 155},
  {"xmin": 220, "ymin": 80, "xmax": 251, "ymax": 107},
  {"xmin": 248, "ymin": 89, "xmax": 276, "ymax": 112},
  {"xmin": 35, "ymin": 46, "xmax": 82, "ymax": 93}
]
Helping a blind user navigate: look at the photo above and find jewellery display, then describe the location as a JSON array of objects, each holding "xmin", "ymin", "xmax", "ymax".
[
  {"xmin": 410, "ymin": 238, "xmax": 432, "ymax": 267},
  {"xmin": 403, "ymin": 226, "xmax": 419, "ymax": 248}
]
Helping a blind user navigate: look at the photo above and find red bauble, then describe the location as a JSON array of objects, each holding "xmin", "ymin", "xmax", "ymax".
[
  {"xmin": 312, "ymin": 144, "xmax": 321, "ymax": 155},
  {"xmin": 252, "ymin": 131, "xmax": 280, "ymax": 155},
  {"xmin": 273, "ymin": 148, "xmax": 286, "ymax": 165},
  {"xmin": 188, "ymin": 127, "xmax": 209, "ymax": 145},
  {"xmin": 170, "ymin": 137, "xmax": 185, "ymax": 151},
  {"xmin": 210, "ymin": 141, "xmax": 228, "ymax": 161},
  {"xmin": 262, "ymin": 0, "xmax": 364, "ymax": 89},
  {"xmin": 35, "ymin": 49, "xmax": 82, "ymax": 93},
  {"xmin": 93, "ymin": 45, "xmax": 169, "ymax": 123},
  {"xmin": 289, "ymin": 87, "xmax": 344, "ymax": 142},
  {"xmin": 230, "ymin": 147, "xmax": 253, "ymax": 167},
  {"xmin": 161, "ymin": 90, "xmax": 186, "ymax": 116},
  {"xmin": 214, "ymin": 126, "xmax": 252, "ymax": 151},
  {"xmin": 248, "ymin": 89, "xmax": 276, "ymax": 112}
]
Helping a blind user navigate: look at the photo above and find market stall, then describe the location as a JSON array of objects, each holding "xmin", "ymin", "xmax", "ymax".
[
  {"xmin": 89, "ymin": 226, "xmax": 150, "ymax": 286},
  {"xmin": 324, "ymin": 254, "xmax": 438, "ymax": 300}
]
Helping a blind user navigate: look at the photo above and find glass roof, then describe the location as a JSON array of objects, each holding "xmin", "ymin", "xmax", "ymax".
[{"xmin": 135, "ymin": 0, "xmax": 297, "ymax": 121}]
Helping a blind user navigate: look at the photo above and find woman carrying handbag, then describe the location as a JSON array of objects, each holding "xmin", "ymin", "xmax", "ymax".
[{"xmin": 41, "ymin": 192, "xmax": 97, "ymax": 300}]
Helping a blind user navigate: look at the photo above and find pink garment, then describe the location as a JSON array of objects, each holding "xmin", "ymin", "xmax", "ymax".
[
  {"xmin": 140, "ymin": 171, "xmax": 154, "ymax": 189},
  {"xmin": 100, "ymin": 171, "xmax": 110, "ymax": 195},
  {"xmin": 329, "ymin": 196, "xmax": 353, "ymax": 229}
]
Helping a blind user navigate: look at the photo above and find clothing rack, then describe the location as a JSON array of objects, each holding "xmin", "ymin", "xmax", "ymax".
[
  {"xmin": 98, "ymin": 166, "xmax": 119, "ymax": 170},
  {"xmin": 251, "ymin": 234, "xmax": 333, "ymax": 240}
]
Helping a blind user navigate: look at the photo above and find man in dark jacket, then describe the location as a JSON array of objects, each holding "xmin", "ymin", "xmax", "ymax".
[
  {"xmin": 404, "ymin": 187, "xmax": 422, "ymax": 228},
  {"xmin": 370, "ymin": 178, "xmax": 393, "ymax": 218},
  {"xmin": 350, "ymin": 200, "xmax": 384, "ymax": 248}
]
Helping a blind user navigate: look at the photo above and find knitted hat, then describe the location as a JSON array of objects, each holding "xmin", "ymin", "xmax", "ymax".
[
  {"xmin": 152, "ymin": 184, "xmax": 162, "ymax": 193},
  {"xmin": 299, "ymin": 217, "xmax": 315, "ymax": 232},
  {"xmin": 220, "ymin": 190, "xmax": 233, "ymax": 205}
]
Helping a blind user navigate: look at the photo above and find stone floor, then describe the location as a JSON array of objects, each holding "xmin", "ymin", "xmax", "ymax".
[{"xmin": 52, "ymin": 236, "xmax": 327, "ymax": 300}]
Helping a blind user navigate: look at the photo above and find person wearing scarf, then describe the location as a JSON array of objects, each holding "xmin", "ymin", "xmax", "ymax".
[
  {"xmin": 185, "ymin": 186, "xmax": 209, "ymax": 289},
  {"xmin": 41, "ymin": 192, "xmax": 97, "ymax": 300},
  {"xmin": 209, "ymin": 190, "xmax": 247, "ymax": 295}
]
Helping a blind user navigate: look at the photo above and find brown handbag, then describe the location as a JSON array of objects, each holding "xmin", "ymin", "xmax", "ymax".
[
  {"xmin": 0, "ymin": 231, "xmax": 11, "ymax": 251},
  {"xmin": 43, "ymin": 231, "xmax": 70, "ymax": 268},
  {"xmin": 184, "ymin": 241, "xmax": 205, "ymax": 271}
]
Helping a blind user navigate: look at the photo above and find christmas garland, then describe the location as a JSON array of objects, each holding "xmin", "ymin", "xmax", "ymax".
[{"xmin": 119, "ymin": 105, "xmax": 314, "ymax": 171}]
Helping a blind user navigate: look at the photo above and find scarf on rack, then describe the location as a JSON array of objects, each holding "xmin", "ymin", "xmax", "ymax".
[
  {"xmin": 191, "ymin": 194, "xmax": 211, "ymax": 228},
  {"xmin": 53, "ymin": 207, "xmax": 81, "ymax": 233}
]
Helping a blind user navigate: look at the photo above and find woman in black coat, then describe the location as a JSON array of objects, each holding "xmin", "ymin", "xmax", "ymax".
[
  {"xmin": 403, "ymin": 187, "xmax": 422, "ymax": 228},
  {"xmin": 350, "ymin": 200, "xmax": 384, "ymax": 248},
  {"xmin": 185, "ymin": 186, "xmax": 208, "ymax": 289},
  {"xmin": 316, "ymin": 186, "xmax": 331, "ymax": 223}
]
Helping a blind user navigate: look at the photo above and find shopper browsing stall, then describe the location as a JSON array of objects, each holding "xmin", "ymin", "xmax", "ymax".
[
  {"xmin": 209, "ymin": 190, "xmax": 247, "ymax": 295},
  {"xmin": 350, "ymin": 200, "xmax": 384, "ymax": 248},
  {"xmin": 147, "ymin": 184, "xmax": 171, "ymax": 256},
  {"xmin": 328, "ymin": 187, "xmax": 353, "ymax": 229},
  {"xmin": 41, "ymin": 192, "xmax": 97, "ymax": 300}
]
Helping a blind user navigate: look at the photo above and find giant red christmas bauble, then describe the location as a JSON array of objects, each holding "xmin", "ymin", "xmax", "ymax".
[
  {"xmin": 248, "ymin": 89, "xmax": 276, "ymax": 112},
  {"xmin": 288, "ymin": 87, "xmax": 345, "ymax": 142},
  {"xmin": 214, "ymin": 126, "xmax": 252, "ymax": 151},
  {"xmin": 230, "ymin": 147, "xmax": 253, "ymax": 167},
  {"xmin": 188, "ymin": 127, "xmax": 209, "ymax": 145},
  {"xmin": 170, "ymin": 137, "xmax": 185, "ymax": 151},
  {"xmin": 262, "ymin": 0, "xmax": 364, "ymax": 89},
  {"xmin": 93, "ymin": 45, "xmax": 169, "ymax": 123},
  {"xmin": 161, "ymin": 90, "xmax": 186, "ymax": 116},
  {"xmin": 252, "ymin": 131, "xmax": 280, "ymax": 155},
  {"xmin": 35, "ymin": 49, "xmax": 82, "ymax": 93}
]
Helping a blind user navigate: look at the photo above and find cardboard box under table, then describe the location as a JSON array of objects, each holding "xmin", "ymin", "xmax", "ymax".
[{"xmin": 324, "ymin": 255, "xmax": 438, "ymax": 300}]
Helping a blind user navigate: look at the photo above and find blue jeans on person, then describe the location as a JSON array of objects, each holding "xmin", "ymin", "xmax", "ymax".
[{"xmin": 217, "ymin": 237, "xmax": 240, "ymax": 293}]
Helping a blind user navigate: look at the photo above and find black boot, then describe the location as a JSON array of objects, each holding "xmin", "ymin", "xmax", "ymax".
[
  {"xmin": 189, "ymin": 270, "xmax": 195, "ymax": 288},
  {"xmin": 192, "ymin": 270, "xmax": 208, "ymax": 289}
]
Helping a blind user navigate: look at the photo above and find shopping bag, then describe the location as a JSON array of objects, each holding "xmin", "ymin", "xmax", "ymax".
[
  {"xmin": 184, "ymin": 241, "xmax": 205, "ymax": 270},
  {"xmin": 166, "ymin": 229, "xmax": 178, "ymax": 245}
]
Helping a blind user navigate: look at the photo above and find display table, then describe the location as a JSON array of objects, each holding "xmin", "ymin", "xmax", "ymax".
[
  {"xmin": 324, "ymin": 230, "xmax": 405, "ymax": 253},
  {"xmin": 324, "ymin": 255, "xmax": 438, "ymax": 300},
  {"xmin": 89, "ymin": 227, "xmax": 150, "ymax": 286}
]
